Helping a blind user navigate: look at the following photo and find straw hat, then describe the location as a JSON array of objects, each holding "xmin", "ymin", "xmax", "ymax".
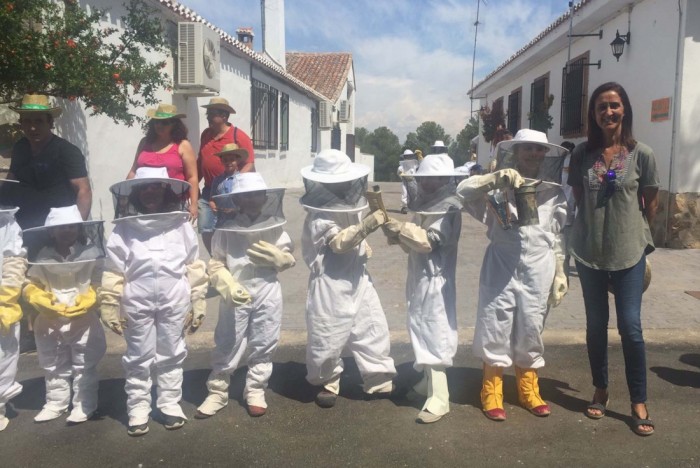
[
  {"xmin": 301, "ymin": 149, "xmax": 370, "ymax": 183},
  {"xmin": 201, "ymin": 97, "xmax": 235, "ymax": 114},
  {"xmin": 10, "ymin": 94, "xmax": 62, "ymax": 117},
  {"xmin": 145, "ymin": 103, "xmax": 186, "ymax": 120},
  {"xmin": 215, "ymin": 142, "xmax": 248, "ymax": 160},
  {"xmin": 496, "ymin": 129, "xmax": 567, "ymax": 158}
]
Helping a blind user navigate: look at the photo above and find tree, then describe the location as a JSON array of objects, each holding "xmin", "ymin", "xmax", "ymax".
[
  {"xmin": 479, "ymin": 104, "xmax": 506, "ymax": 143},
  {"xmin": 355, "ymin": 126, "xmax": 369, "ymax": 150},
  {"xmin": 448, "ymin": 115, "xmax": 479, "ymax": 165},
  {"xmin": 0, "ymin": 0, "xmax": 171, "ymax": 126},
  {"xmin": 404, "ymin": 121, "xmax": 451, "ymax": 156},
  {"xmin": 362, "ymin": 126, "xmax": 401, "ymax": 182}
]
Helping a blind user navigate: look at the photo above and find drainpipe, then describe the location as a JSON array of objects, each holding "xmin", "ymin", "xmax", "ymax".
[{"xmin": 664, "ymin": 0, "xmax": 684, "ymax": 246}]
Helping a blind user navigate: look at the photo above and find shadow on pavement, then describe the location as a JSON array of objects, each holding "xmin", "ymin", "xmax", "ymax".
[{"xmin": 649, "ymin": 353, "xmax": 700, "ymax": 388}]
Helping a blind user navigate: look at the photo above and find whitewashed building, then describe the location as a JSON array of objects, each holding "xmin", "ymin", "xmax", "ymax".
[
  {"xmin": 0, "ymin": 0, "xmax": 371, "ymax": 223},
  {"xmin": 469, "ymin": 0, "xmax": 699, "ymax": 248}
]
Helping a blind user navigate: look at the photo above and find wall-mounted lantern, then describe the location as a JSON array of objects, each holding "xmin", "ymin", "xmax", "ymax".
[{"xmin": 610, "ymin": 29, "xmax": 631, "ymax": 61}]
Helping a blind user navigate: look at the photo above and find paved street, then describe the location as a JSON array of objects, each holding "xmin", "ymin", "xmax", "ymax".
[{"xmin": 3, "ymin": 182, "xmax": 700, "ymax": 467}]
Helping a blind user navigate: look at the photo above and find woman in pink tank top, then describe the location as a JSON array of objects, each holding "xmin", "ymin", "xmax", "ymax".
[{"xmin": 127, "ymin": 103, "xmax": 199, "ymax": 219}]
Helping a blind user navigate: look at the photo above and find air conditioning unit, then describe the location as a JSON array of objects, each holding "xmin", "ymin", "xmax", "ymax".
[
  {"xmin": 177, "ymin": 22, "xmax": 220, "ymax": 92},
  {"xmin": 338, "ymin": 100, "xmax": 349, "ymax": 122},
  {"xmin": 319, "ymin": 101, "xmax": 331, "ymax": 128}
]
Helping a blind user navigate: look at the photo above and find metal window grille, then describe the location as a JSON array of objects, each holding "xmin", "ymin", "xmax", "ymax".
[
  {"xmin": 251, "ymin": 78, "xmax": 279, "ymax": 149},
  {"xmin": 560, "ymin": 58, "xmax": 586, "ymax": 136},
  {"xmin": 311, "ymin": 106, "xmax": 319, "ymax": 152},
  {"xmin": 530, "ymin": 77, "xmax": 547, "ymax": 127},
  {"xmin": 280, "ymin": 93, "xmax": 289, "ymax": 151},
  {"xmin": 508, "ymin": 90, "xmax": 521, "ymax": 133},
  {"xmin": 331, "ymin": 124, "xmax": 341, "ymax": 150}
]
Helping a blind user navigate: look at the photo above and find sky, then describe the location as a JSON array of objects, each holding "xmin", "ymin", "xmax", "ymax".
[{"xmin": 177, "ymin": 0, "xmax": 569, "ymax": 141}]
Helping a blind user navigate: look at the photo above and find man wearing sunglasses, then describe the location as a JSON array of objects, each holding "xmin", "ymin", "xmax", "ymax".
[{"xmin": 197, "ymin": 97, "xmax": 255, "ymax": 253}]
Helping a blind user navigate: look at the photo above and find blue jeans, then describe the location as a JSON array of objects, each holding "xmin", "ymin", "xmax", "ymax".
[
  {"xmin": 197, "ymin": 196, "xmax": 217, "ymax": 233},
  {"xmin": 576, "ymin": 255, "xmax": 647, "ymax": 403}
]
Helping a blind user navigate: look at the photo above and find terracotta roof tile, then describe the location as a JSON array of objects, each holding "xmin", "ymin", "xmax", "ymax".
[{"xmin": 285, "ymin": 52, "xmax": 352, "ymax": 102}]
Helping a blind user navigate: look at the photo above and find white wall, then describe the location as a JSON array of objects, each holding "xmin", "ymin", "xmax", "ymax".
[
  {"xmin": 472, "ymin": 0, "xmax": 692, "ymax": 194},
  {"xmin": 676, "ymin": 0, "xmax": 700, "ymax": 193},
  {"xmin": 51, "ymin": 0, "xmax": 320, "ymax": 225}
]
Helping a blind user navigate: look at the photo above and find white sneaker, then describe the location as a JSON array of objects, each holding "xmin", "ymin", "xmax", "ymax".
[
  {"xmin": 0, "ymin": 415, "xmax": 9, "ymax": 431},
  {"xmin": 34, "ymin": 407, "xmax": 67, "ymax": 423},
  {"xmin": 66, "ymin": 409, "xmax": 93, "ymax": 424},
  {"xmin": 195, "ymin": 393, "xmax": 228, "ymax": 418}
]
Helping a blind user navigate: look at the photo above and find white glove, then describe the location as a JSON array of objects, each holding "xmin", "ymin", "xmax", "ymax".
[
  {"xmin": 457, "ymin": 169, "xmax": 525, "ymax": 201},
  {"xmin": 185, "ymin": 259, "xmax": 209, "ymax": 334},
  {"xmin": 247, "ymin": 240, "xmax": 296, "ymax": 272},
  {"xmin": 329, "ymin": 210, "xmax": 388, "ymax": 254},
  {"xmin": 548, "ymin": 234, "xmax": 568, "ymax": 307},
  {"xmin": 548, "ymin": 259, "xmax": 568, "ymax": 307},
  {"xmin": 381, "ymin": 218, "xmax": 403, "ymax": 245},
  {"xmin": 98, "ymin": 271, "xmax": 126, "ymax": 336},
  {"xmin": 397, "ymin": 222, "xmax": 432, "ymax": 253},
  {"xmin": 208, "ymin": 258, "xmax": 251, "ymax": 306}
]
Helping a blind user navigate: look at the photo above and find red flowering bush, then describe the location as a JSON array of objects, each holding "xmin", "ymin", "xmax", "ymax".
[{"xmin": 0, "ymin": 0, "xmax": 171, "ymax": 126}]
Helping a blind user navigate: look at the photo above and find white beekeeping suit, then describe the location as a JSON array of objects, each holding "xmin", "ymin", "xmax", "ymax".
[
  {"xmin": 382, "ymin": 153, "xmax": 462, "ymax": 424},
  {"xmin": 197, "ymin": 172, "xmax": 295, "ymax": 419},
  {"xmin": 300, "ymin": 149, "xmax": 396, "ymax": 408},
  {"xmin": 397, "ymin": 149, "xmax": 418, "ymax": 213},
  {"xmin": 458, "ymin": 129, "xmax": 568, "ymax": 421},
  {"xmin": 0, "ymin": 192, "xmax": 27, "ymax": 432},
  {"xmin": 100, "ymin": 167, "xmax": 207, "ymax": 437},
  {"xmin": 22, "ymin": 205, "xmax": 106, "ymax": 424}
]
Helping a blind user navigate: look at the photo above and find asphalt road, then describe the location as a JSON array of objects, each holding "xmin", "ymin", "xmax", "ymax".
[{"xmin": 2, "ymin": 340, "xmax": 699, "ymax": 467}]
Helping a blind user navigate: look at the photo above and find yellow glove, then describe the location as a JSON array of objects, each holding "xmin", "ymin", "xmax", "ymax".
[
  {"xmin": 185, "ymin": 260, "xmax": 209, "ymax": 334},
  {"xmin": 22, "ymin": 283, "xmax": 67, "ymax": 317},
  {"xmin": 247, "ymin": 240, "xmax": 296, "ymax": 272},
  {"xmin": 99, "ymin": 271, "xmax": 126, "ymax": 336},
  {"xmin": 329, "ymin": 210, "xmax": 388, "ymax": 253},
  {"xmin": 0, "ymin": 286, "xmax": 23, "ymax": 334},
  {"xmin": 208, "ymin": 258, "xmax": 251, "ymax": 306},
  {"xmin": 63, "ymin": 287, "xmax": 98, "ymax": 318}
]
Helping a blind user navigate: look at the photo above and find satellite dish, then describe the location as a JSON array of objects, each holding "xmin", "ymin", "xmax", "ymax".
[{"xmin": 203, "ymin": 38, "xmax": 218, "ymax": 79}]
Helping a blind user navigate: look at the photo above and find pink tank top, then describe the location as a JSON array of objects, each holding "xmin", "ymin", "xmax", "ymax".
[{"xmin": 136, "ymin": 143, "xmax": 185, "ymax": 180}]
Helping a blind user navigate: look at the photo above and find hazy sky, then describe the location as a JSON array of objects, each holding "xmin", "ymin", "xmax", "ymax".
[{"xmin": 177, "ymin": 0, "xmax": 567, "ymax": 140}]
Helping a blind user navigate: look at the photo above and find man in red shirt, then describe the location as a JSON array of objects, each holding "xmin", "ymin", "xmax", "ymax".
[{"xmin": 197, "ymin": 97, "xmax": 255, "ymax": 253}]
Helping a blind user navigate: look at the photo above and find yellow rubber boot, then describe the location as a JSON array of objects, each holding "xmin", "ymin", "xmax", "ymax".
[
  {"xmin": 481, "ymin": 364, "xmax": 505, "ymax": 421},
  {"xmin": 515, "ymin": 367, "xmax": 551, "ymax": 417}
]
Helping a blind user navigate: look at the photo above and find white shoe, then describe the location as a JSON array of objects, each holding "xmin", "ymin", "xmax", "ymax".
[
  {"xmin": 416, "ymin": 409, "xmax": 444, "ymax": 424},
  {"xmin": 66, "ymin": 409, "xmax": 93, "ymax": 424},
  {"xmin": 195, "ymin": 393, "xmax": 228, "ymax": 418},
  {"xmin": 0, "ymin": 416, "xmax": 9, "ymax": 431},
  {"xmin": 34, "ymin": 407, "xmax": 67, "ymax": 423}
]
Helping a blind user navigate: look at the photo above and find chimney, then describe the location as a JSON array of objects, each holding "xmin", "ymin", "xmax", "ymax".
[
  {"xmin": 261, "ymin": 0, "xmax": 286, "ymax": 68},
  {"xmin": 236, "ymin": 27, "xmax": 254, "ymax": 50}
]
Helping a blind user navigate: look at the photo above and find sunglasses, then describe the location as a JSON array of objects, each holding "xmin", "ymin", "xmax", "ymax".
[
  {"xmin": 154, "ymin": 119, "xmax": 176, "ymax": 126},
  {"xmin": 206, "ymin": 110, "xmax": 227, "ymax": 117},
  {"xmin": 604, "ymin": 169, "xmax": 616, "ymax": 197}
]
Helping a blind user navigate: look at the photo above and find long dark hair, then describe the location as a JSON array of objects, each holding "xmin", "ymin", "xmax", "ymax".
[
  {"xmin": 145, "ymin": 119, "xmax": 188, "ymax": 145},
  {"xmin": 586, "ymin": 82, "xmax": 636, "ymax": 151}
]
